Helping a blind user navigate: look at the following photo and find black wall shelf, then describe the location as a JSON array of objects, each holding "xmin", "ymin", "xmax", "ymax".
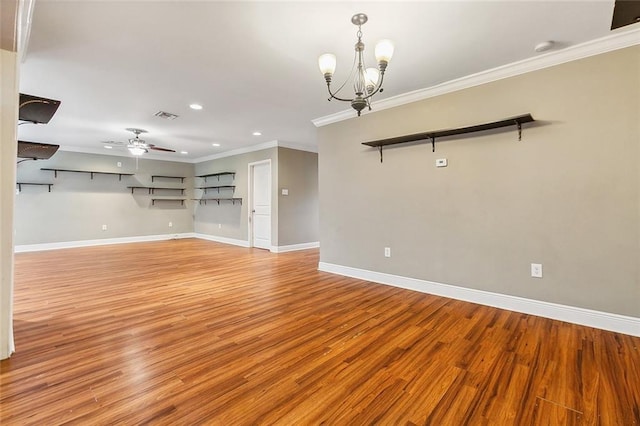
[
  {"xmin": 196, "ymin": 185, "xmax": 236, "ymax": 194},
  {"xmin": 151, "ymin": 198, "xmax": 185, "ymax": 206},
  {"xmin": 41, "ymin": 168, "xmax": 133, "ymax": 181},
  {"xmin": 194, "ymin": 198, "xmax": 242, "ymax": 206},
  {"xmin": 128, "ymin": 186, "xmax": 185, "ymax": 195},
  {"xmin": 16, "ymin": 182, "xmax": 53, "ymax": 192},
  {"xmin": 151, "ymin": 175, "xmax": 185, "ymax": 183},
  {"xmin": 196, "ymin": 172, "xmax": 235, "ymax": 181},
  {"xmin": 362, "ymin": 114, "xmax": 535, "ymax": 162}
]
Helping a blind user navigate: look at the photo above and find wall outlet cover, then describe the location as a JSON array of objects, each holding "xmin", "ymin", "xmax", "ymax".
[{"xmin": 531, "ymin": 263, "xmax": 543, "ymax": 278}]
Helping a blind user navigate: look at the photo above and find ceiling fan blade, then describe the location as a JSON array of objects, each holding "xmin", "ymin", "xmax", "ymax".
[
  {"xmin": 102, "ymin": 140, "xmax": 125, "ymax": 146},
  {"xmin": 149, "ymin": 145, "xmax": 176, "ymax": 152}
]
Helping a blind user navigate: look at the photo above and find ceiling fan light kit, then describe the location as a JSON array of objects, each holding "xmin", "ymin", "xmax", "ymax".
[
  {"xmin": 124, "ymin": 128, "xmax": 175, "ymax": 156},
  {"xmin": 318, "ymin": 13, "xmax": 394, "ymax": 116}
]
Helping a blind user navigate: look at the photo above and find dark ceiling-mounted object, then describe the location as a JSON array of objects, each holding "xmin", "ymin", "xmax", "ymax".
[
  {"xmin": 611, "ymin": 0, "xmax": 640, "ymax": 30},
  {"xmin": 19, "ymin": 93, "xmax": 61, "ymax": 124},
  {"xmin": 17, "ymin": 141, "xmax": 60, "ymax": 160}
]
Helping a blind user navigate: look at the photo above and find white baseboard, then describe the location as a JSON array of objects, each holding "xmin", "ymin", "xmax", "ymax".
[
  {"xmin": 15, "ymin": 233, "xmax": 196, "ymax": 253},
  {"xmin": 14, "ymin": 233, "xmax": 318, "ymax": 254},
  {"xmin": 318, "ymin": 262, "xmax": 640, "ymax": 337},
  {"xmin": 193, "ymin": 233, "xmax": 250, "ymax": 248},
  {"xmin": 271, "ymin": 241, "xmax": 319, "ymax": 253}
]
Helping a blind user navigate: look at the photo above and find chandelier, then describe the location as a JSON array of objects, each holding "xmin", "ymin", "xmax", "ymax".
[{"xmin": 318, "ymin": 13, "xmax": 394, "ymax": 116}]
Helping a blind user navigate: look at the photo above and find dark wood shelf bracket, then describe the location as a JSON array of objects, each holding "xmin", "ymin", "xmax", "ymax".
[
  {"xmin": 363, "ymin": 114, "xmax": 535, "ymax": 163},
  {"xmin": 196, "ymin": 172, "xmax": 235, "ymax": 182},
  {"xmin": 17, "ymin": 182, "xmax": 53, "ymax": 192},
  {"xmin": 41, "ymin": 168, "xmax": 134, "ymax": 181},
  {"xmin": 129, "ymin": 186, "xmax": 185, "ymax": 195},
  {"xmin": 193, "ymin": 198, "xmax": 242, "ymax": 206},
  {"xmin": 151, "ymin": 198, "xmax": 185, "ymax": 206},
  {"xmin": 151, "ymin": 175, "xmax": 185, "ymax": 183}
]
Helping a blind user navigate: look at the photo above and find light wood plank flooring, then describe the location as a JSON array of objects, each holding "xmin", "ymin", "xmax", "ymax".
[{"xmin": 1, "ymin": 239, "xmax": 638, "ymax": 424}]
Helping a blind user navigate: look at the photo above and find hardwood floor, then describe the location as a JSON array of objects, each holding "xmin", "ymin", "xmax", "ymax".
[{"xmin": 1, "ymin": 239, "xmax": 638, "ymax": 425}]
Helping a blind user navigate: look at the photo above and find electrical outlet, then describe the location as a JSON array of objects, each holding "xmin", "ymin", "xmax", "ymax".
[
  {"xmin": 218, "ymin": 223, "xmax": 222, "ymax": 229},
  {"xmin": 101, "ymin": 224, "xmax": 107, "ymax": 231},
  {"xmin": 531, "ymin": 263, "xmax": 543, "ymax": 278},
  {"xmin": 168, "ymin": 221, "xmax": 173, "ymax": 228},
  {"xmin": 384, "ymin": 247, "xmax": 391, "ymax": 258},
  {"xmin": 117, "ymin": 161, "xmax": 122, "ymax": 168}
]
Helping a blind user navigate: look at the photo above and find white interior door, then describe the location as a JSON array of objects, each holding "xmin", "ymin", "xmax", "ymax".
[{"xmin": 250, "ymin": 161, "xmax": 271, "ymax": 250}]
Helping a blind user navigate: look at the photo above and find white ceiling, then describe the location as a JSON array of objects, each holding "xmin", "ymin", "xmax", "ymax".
[{"xmin": 17, "ymin": 1, "xmax": 633, "ymax": 161}]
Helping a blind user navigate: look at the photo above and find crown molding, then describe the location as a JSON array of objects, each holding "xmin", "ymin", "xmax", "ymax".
[
  {"xmin": 193, "ymin": 140, "xmax": 279, "ymax": 163},
  {"xmin": 312, "ymin": 27, "xmax": 640, "ymax": 128},
  {"xmin": 193, "ymin": 140, "xmax": 317, "ymax": 163},
  {"xmin": 56, "ymin": 140, "xmax": 318, "ymax": 164},
  {"xmin": 277, "ymin": 141, "xmax": 318, "ymax": 153}
]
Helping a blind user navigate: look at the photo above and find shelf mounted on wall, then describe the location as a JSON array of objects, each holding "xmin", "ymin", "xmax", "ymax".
[
  {"xmin": 196, "ymin": 172, "xmax": 235, "ymax": 182},
  {"xmin": 362, "ymin": 114, "xmax": 535, "ymax": 163},
  {"xmin": 128, "ymin": 186, "xmax": 185, "ymax": 195},
  {"xmin": 193, "ymin": 198, "xmax": 242, "ymax": 206},
  {"xmin": 16, "ymin": 182, "xmax": 53, "ymax": 192},
  {"xmin": 151, "ymin": 175, "xmax": 185, "ymax": 183},
  {"xmin": 41, "ymin": 168, "xmax": 134, "ymax": 181}
]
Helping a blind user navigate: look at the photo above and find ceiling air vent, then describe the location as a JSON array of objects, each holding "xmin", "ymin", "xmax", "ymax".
[
  {"xmin": 154, "ymin": 111, "xmax": 179, "ymax": 120},
  {"xmin": 17, "ymin": 141, "xmax": 60, "ymax": 160}
]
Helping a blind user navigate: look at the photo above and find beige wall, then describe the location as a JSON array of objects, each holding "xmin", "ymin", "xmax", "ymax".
[
  {"xmin": 277, "ymin": 147, "xmax": 318, "ymax": 246},
  {"xmin": 318, "ymin": 46, "xmax": 640, "ymax": 317},
  {"xmin": 1, "ymin": 48, "xmax": 18, "ymax": 359},
  {"xmin": 15, "ymin": 151, "xmax": 195, "ymax": 245}
]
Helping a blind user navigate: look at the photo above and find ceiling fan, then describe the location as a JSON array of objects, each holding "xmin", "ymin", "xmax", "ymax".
[
  {"xmin": 102, "ymin": 128, "xmax": 175, "ymax": 156},
  {"xmin": 124, "ymin": 128, "xmax": 175, "ymax": 155}
]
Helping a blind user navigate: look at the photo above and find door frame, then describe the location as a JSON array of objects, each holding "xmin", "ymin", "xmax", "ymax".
[{"xmin": 247, "ymin": 159, "xmax": 272, "ymax": 249}]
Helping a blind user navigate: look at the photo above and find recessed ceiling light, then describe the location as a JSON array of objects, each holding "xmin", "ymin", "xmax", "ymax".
[
  {"xmin": 212, "ymin": 143, "xmax": 221, "ymax": 147},
  {"xmin": 252, "ymin": 131, "xmax": 262, "ymax": 136},
  {"xmin": 180, "ymin": 151, "xmax": 188, "ymax": 154},
  {"xmin": 104, "ymin": 145, "xmax": 113, "ymax": 149},
  {"xmin": 189, "ymin": 104, "xmax": 203, "ymax": 110}
]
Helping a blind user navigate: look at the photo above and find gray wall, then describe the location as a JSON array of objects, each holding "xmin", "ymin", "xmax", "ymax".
[
  {"xmin": 278, "ymin": 147, "xmax": 319, "ymax": 246},
  {"xmin": 15, "ymin": 146, "xmax": 320, "ymax": 249},
  {"xmin": 193, "ymin": 146, "xmax": 319, "ymax": 248},
  {"xmin": 194, "ymin": 147, "xmax": 279, "ymax": 245},
  {"xmin": 15, "ymin": 151, "xmax": 194, "ymax": 245},
  {"xmin": 318, "ymin": 46, "xmax": 639, "ymax": 317}
]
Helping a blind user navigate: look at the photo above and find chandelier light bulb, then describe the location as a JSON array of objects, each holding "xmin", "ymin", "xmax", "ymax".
[
  {"xmin": 366, "ymin": 67, "xmax": 379, "ymax": 88},
  {"xmin": 375, "ymin": 39, "xmax": 394, "ymax": 64},
  {"xmin": 318, "ymin": 53, "xmax": 337, "ymax": 77}
]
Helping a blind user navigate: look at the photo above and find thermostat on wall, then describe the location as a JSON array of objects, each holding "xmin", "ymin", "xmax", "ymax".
[{"xmin": 436, "ymin": 158, "xmax": 448, "ymax": 167}]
